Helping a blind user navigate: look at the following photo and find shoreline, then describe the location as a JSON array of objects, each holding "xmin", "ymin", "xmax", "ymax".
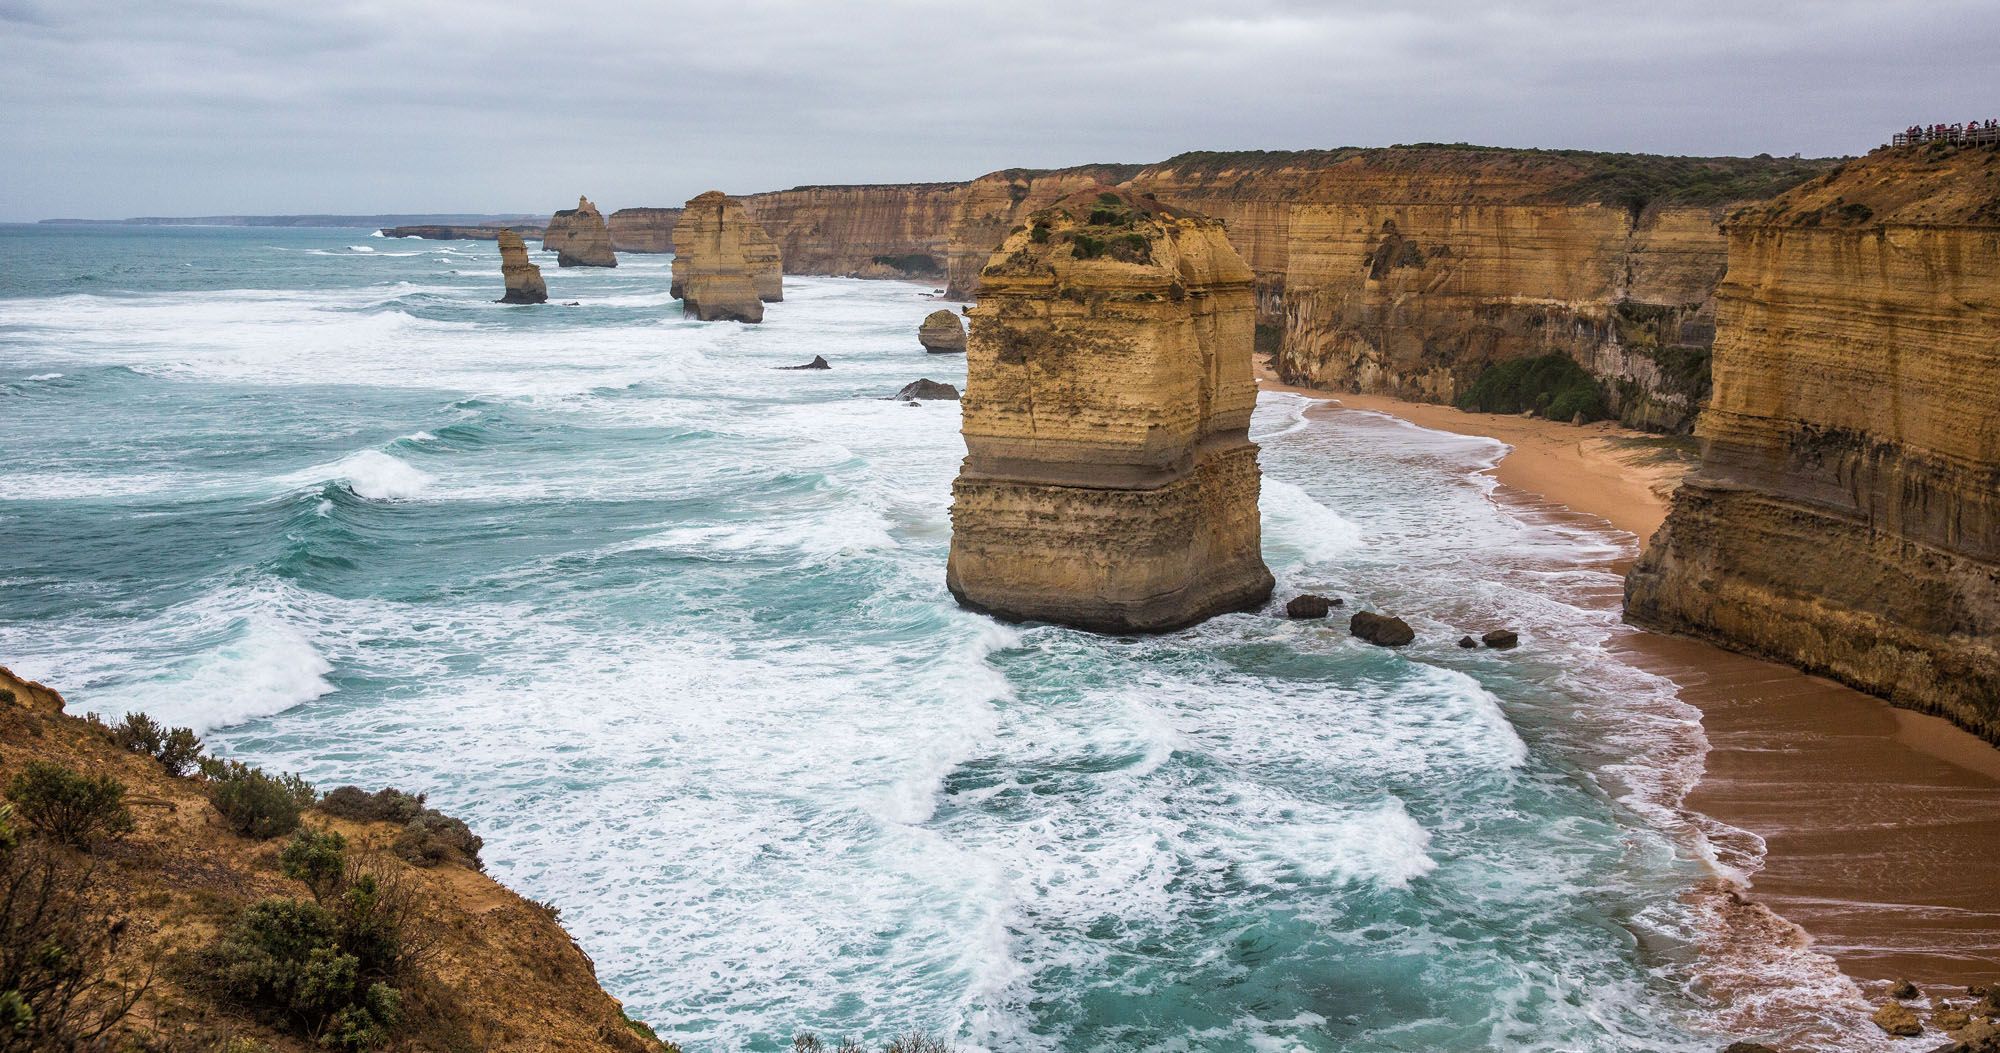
[{"xmin": 1257, "ymin": 370, "xmax": 2000, "ymax": 1000}]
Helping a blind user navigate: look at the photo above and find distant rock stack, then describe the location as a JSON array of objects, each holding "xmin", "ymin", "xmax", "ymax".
[
  {"xmin": 496, "ymin": 229, "xmax": 547, "ymax": 304},
  {"xmin": 542, "ymin": 196, "xmax": 617, "ymax": 267},
  {"xmin": 946, "ymin": 188, "xmax": 1275, "ymax": 632},
  {"xmin": 670, "ymin": 191, "xmax": 771, "ymax": 323},
  {"xmin": 918, "ymin": 309, "xmax": 966, "ymax": 353}
]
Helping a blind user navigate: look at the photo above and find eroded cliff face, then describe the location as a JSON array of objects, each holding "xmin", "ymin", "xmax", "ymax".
[
  {"xmin": 671, "ymin": 191, "xmax": 768, "ymax": 323},
  {"xmin": 496, "ymin": 229, "xmax": 547, "ymax": 304},
  {"xmin": 608, "ymin": 207, "xmax": 680, "ymax": 253},
  {"xmin": 1627, "ymin": 145, "xmax": 2000, "ymax": 742},
  {"xmin": 947, "ymin": 189, "xmax": 1274, "ymax": 632},
  {"xmin": 742, "ymin": 183, "xmax": 964, "ymax": 281},
  {"xmin": 543, "ymin": 195, "xmax": 618, "ymax": 267}
]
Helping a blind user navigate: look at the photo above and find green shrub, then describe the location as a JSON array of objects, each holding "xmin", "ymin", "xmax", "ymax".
[
  {"xmin": 110, "ymin": 712, "xmax": 204, "ymax": 777},
  {"xmin": 1456, "ymin": 353, "xmax": 1610, "ymax": 423},
  {"xmin": 1028, "ymin": 223, "xmax": 1050, "ymax": 244},
  {"xmin": 316, "ymin": 787, "xmax": 425, "ymax": 826},
  {"xmin": 280, "ymin": 827, "xmax": 349, "ymax": 902},
  {"xmin": 205, "ymin": 760, "xmax": 315, "ymax": 841},
  {"xmin": 392, "ymin": 813, "xmax": 483, "ymax": 871},
  {"xmin": 4, "ymin": 761, "xmax": 133, "ymax": 849},
  {"xmin": 1070, "ymin": 233, "xmax": 1106, "ymax": 260},
  {"xmin": 0, "ymin": 804, "xmax": 144, "ymax": 1050}
]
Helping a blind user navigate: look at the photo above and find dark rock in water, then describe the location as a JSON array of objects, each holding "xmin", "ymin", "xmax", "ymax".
[
  {"xmin": 779, "ymin": 356, "xmax": 831, "ymax": 370},
  {"xmin": 1350, "ymin": 611, "xmax": 1414, "ymax": 647},
  {"xmin": 1891, "ymin": 980, "xmax": 1920, "ymax": 1000},
  {"xmin": 1719, "ymin": 1043, "xmax": 1783, "ymax": 1053},
  {"xmin": 1284, "ymin": 594, "xmax": 1335, "ymax": 619},
  {"xmin": 562, "ymin": 301, "xmax": 580, "ymax": 306},
  {"xmin": 896, "ymin": 378, "xmax": 959, "ymax": 401},
  {"xmin": 1458, "ymin": 635, "xmax": 1478, "ymax": 648},
  {"xmin": 1482, "ymin": 629, "xmax": 1519, "ymax": 649}
]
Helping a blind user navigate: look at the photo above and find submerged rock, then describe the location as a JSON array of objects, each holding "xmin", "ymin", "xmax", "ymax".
[
  {"xmin": 672, "ymin": 190, "xmax": 773, "ymax": 323},
  {"xmin": 542, "ymin": 195, "xmax": 617, "ymax": 268},
  {"xmin": 1350, "ymin": 611, "xmax": 1414, "ymax": 647},
  {"xmin": 918, "ymin": 309, "xmax": 967, "ymax": 353},
  {"xmin": 896, "ymin": 378, "xmax": 958, "ymax": 400},
  {"xmin": 495, "ymin": 229, "xmax": 547, "ymax": 305},
  {"xmin": 779, "ymin": 355, "xmax": 830, "ymax": 370},
  {"xmin": 1458, "ymin": 635, "xmax": 1478, "ymax": 648},
  {"xmin": 1482, "ymin": 629, "xmax": 1519, "ymax": 649},
  {"xmin": 946, "ymin": 188, "xmax": 1274, "ymax": 633},
  {"xmin": 1284, "ymin": 594, "xmax": 1337, "ymax": 619}
]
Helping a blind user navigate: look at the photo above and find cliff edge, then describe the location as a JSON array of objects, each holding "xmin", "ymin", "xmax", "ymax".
[{"xmin": 1626, "ymin": 143, "xmax": 2000, "ymax": 743}]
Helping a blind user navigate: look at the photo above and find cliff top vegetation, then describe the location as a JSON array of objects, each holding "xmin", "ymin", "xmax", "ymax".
[{"xmin": 1732, "ymin": 140, "xmax": 2000, "ymax": 228}]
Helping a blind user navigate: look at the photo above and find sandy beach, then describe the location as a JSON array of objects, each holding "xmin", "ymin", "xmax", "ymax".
[{"xmin": 1260, "ymin": 369, "xmax": 2000, "ymax": 993}]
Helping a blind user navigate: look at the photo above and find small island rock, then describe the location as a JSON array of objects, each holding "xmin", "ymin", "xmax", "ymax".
[
  {"xmin": 1284, "ymin": 594, "xmax": 1337, "ymax": 619},
  {"xmin": 1482, "ymin": 629, "xmax": 1519, "ymax": 649},
  {"xmin": 896, "ymin": 379, "xmax": 959, "ymax": 401},
  {"xmin": 1350, "ymin": 611, "xmax": 1415, "ymax": 647},
  {"xmin": 919, "ymin": 309, "xmax": 967, "ymax": 353}
]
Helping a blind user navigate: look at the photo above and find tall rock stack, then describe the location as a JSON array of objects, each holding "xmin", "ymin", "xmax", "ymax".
[
  {"xmin": 946, "ymin": 188, "xmax": 1275, "ymax": 632},
  {"xmin": 1627, "ymin": 144, "xmax": 2000, "ymax": 743},
  {"xmin": 495, "ymin": 229, "xmax": 547, "ymax": 304},
  {"xmin": 671, "ymin": 191, "xmax": 770, "ymax": 323},
  {"xmin": 542, "ymin": 195, "xmax": 618, "ymax": 267}
]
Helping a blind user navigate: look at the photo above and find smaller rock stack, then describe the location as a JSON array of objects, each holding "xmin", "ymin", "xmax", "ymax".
[
  {"xmin": 918, "ymin": 309, "xmax": 967, "ymax": 353},
  {"xmin": 542, "ymin": 196, "xmax": 617, "ymax": 267},
  {"xmin": 496, "ymin": 230, "xmax": 547, "ymax": 304},
  {"xmin": 670, "ymin": 191, "xmax": 774, "ymax": 323}
]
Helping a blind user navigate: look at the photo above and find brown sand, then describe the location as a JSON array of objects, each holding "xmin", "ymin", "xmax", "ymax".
[{"xmin": 1259, "ymin": 367, "xmax": 2000, "ymax": 991}]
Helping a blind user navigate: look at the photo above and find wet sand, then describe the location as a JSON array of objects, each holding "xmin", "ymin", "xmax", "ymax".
[{"xmin": 1261, "ymin": 372, "xmax": 2000, "ymax": 993}]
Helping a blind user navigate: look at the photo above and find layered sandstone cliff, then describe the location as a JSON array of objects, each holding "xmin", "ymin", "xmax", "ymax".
[
  {"xmin": 543, "ymin": 195, "xmax": 618, "ymax": 267},
  {"xmin": 1626, "ymin": 144, "xmax": 2000, "ymax": 742},
  {"xmin": 607, "ymin": 207, "xmax": 680, "ymax": 253},
  {"xmin": 947, "ymin": 188, "xmax": 1274, "ymax": 632},
  {"xmin": 671, "ymin": 191, "xmax": 768, "ymax": 323},
  {"xmin": 496, "ymin": 229, "xmax": 548, "ymax": 304},
  {"xmin": 742, "ymin": 183, "xmax": 964, "ymax": 280}
]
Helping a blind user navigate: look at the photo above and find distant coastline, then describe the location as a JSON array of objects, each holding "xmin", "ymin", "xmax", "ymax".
[{"xmin": 36, "ymin": 213, "xmax": 544, "ymax": 228}]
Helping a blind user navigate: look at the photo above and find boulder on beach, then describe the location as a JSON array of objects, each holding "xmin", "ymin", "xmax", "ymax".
[
  {"xmin": 919, "ymin": 309, "xmax": 967, "ymax": 353},
  {"xmin": 495, "ymin": 230, "xmax": 547, "ymax": 305},
  {"xmin": 896, "ymin": 378, "xmax": 958, "ymax": 400},
  {"xmin": 1482, "ymin": 629, "xmax": 1519, "ymax": 649},
  {"xmin": 1284, "ymin": 594, "xmax": 1337, "ymax": 619},
  {"xmin": 1350, "ymin": 611, "xmax": 1414, "ymax": 647},
  {"xmin": 1872, "ymin": 1002, "xmax": 1921, "ymax": 1037},
  {"xmin": 779, "ymin": 355, "xmax": 830, "ymax": 370}
]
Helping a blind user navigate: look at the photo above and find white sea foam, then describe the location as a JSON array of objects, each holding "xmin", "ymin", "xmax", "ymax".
[
  {"xmin": 1258, "ymin": 476, "xmax": 1364, "ymax": 570},
  {"xmin": 26, "ymin": 372, "xmax": 64, "ymax": 381},
  {"xmin": 292, "ymin": 449, "xmax": 434, "ymax": 500}
]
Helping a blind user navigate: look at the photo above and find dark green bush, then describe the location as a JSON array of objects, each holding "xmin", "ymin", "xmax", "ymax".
[
  {"xmin": 1456, "ymin": 353, "xmax": 1610, "ymax": 423},
  {"xmin": 392, "ymin": 813, "xmax": 483, "ymax": 871},
  {"xmin": 4, "ymin": 761, "xmax": 133, "ymax": 849},
  {"xmin": 1028, "ymin": 223, "xmax": 1050, "ymax": 244},
  {"xmin": 205, "ymin": 760, "xmax": 315, "ymax": 841},
  {"xmin": 1070, "ymin": 233, "xmax": 1106, "ymax": 260},
  {"xmin": 316, "ymin": 787, "xmax": 425, "ymax": 826},
  {"xmin": 279, "ymin": 826, "xmax": 349, "ymax": 902},
  {"xmin": 110, "ymin": 712, "xmax": 204, "ymax": 777}
]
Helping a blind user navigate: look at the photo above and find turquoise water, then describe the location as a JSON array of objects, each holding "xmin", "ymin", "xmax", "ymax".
[{"xmin": 0, "ymin": 225, "xmax": 1862, "ymax": 1051}]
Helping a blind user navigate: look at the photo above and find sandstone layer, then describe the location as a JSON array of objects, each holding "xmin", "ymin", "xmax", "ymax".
[
  {"xmin": 947, "ymin": 188, "xmax": 1274, "ymax": 632},
  {"xmin": 0, "ymin": 664, "xmax": 676, "ymax": 1053},
  {"xmin": 607, "ymin": 206, "xmax": 680, "ymax": 253},
  {"xmin": 918, "ymin": 308, "xmax": 966, "ymax": 353},
  {"xmin": 496, "ymin": 229, "xmax": 547, "ymax": 304},
  {"xmin": 1626, "ymin": 144, "xmax": 2000, "ymax": 743},
  {"xmin": 671, "ymin": 191, "xmax": 768, "ymax": 323},
  {"xmin": 542, "ymin": 195, "xmax": 618, "ymax": 267}
]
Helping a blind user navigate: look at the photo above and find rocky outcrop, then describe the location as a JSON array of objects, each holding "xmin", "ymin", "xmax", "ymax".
[
  {"xmin": 1626, "ymin": 144, "xmax": 2000, "ymax": 744},
  {"xmin": 946, "ymin": 188, "xmax": 1274, "ymax": 632},
  {"xmin": 0, "ymin": 665, "xmax": 677, "ymax": 1053},
  {"xmin": 496, "ymin": 229, "xmax": 547, "ymax": 304},
  {"xmin": 382, "ymin": 224, "xmax": 545, "ymax": 241},
  {"xmin": 542, "ymin": 195, "xmax": 617, "ymax": 267},
  {"xmin": 896, "ymin": 378, "xmax": 959, "ymax": 401},
  {"xmin": 918, "ymin": 309, "xmax": 966, "ymax": 353},
  {"xmin": 671, "ymin": 191, "xmax": 768, "ymax": 323},
  {"xmin": 1350, "ymin": 611, "xmax": 1415, "ymax": 646},
  {"xmin": 607, "ymin": 207, "xmax": 680, "ymax": 253}
]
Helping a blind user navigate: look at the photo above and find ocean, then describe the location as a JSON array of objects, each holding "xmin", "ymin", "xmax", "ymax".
[{"xmin": 0, "ymin": 224, "xmax": 1877, "ymax": 1051}]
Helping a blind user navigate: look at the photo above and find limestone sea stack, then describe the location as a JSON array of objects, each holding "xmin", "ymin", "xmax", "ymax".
[
  {"xmin": 671, "ymin": 191, "xmax": 770, "ymax": 323},
  {"xmin": 946, "ymin": 188, "xmax": 1275, "ymax": 632},
  {"xmin": 918, "ymin": 309, "xmax": 967, "ymax": 353},
  {"xmin": 1626, "ymin": 143, "xmax": 2000, "ymax": 743},
  {"xmin": 741, "ymin": 216, "xmax": 784, "ymax": 302},
  {"xmin": 542, "ymin": 195, "xmax": 617, "ymax": 267},
  {"xmin": 496, "ymin": 229, "xmax": 547, "ymax": 304}
]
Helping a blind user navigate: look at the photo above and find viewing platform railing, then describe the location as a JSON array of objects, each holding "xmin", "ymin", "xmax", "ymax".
[{"xmin": 1893, "ymin": 125, "xmax": 2000, "ymax": 147}]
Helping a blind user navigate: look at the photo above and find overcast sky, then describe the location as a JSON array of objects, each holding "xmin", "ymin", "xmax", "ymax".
[{"xmin": 4, "ymin": 0, "xmax": 1996, "ymax": 220}]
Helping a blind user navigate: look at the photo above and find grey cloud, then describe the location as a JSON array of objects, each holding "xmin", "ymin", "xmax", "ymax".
[{"xmin": 2, "ymin": 0, "xmax": 1996, "ymax": 219}]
